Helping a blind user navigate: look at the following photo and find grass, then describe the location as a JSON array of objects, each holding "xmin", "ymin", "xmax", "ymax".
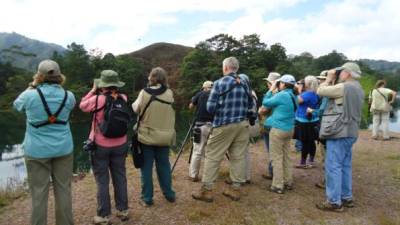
[{"xmin": 0, "ymin": 178, "xmax": 27, "ymax": 211}]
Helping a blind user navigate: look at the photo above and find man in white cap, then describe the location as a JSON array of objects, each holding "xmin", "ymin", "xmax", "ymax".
[
  {"xmin": 316, "ymin": 62, "xmax": 364, "ymax": 212},
  {"xmin": 188, "ymin": 81, "xmax": 214, "ymax": 182}
]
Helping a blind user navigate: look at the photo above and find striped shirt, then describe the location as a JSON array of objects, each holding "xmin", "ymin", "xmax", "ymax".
[{"xmin": 207, "ymin": 73, "xmax": 253, "ymax": 127}]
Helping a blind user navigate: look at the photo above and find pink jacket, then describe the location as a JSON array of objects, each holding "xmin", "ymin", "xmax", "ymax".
[{"xmin": 79, "ymin": 91, "xmax": 128, "ymax": 148}]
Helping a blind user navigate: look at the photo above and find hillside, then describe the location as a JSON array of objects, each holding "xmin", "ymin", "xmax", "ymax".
[
  {"xmin": 0, "ymin": 130, "xmax": 399, "ymax": 225},
  {"xmin": 0, "ymin": 32, "xmax": 66, "ymax": 71},
  {"xmin": 360, "ymin": 59, "xmax": 400, "ymax": 74},
  {"xmin": 124, "ymin": 42, "xmax": 193, "ymax": 89}
]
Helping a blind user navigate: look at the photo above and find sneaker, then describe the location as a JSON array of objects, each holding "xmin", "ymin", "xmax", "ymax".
[
  {"xmin": 342, "ymin": 199, "xmax": 354, "ymax": 208},
  {"xmin": 306, "ymin": 163, "xmax": 315, "ymax": 169},
  {"xmin": 222, "ymin": 186, "xmax": 241, "ymax": 201},
  {"xmin": 316, "ymin": 201, "xmax": 344, "ymax": 212},
  {"xmin": 192, "ymin": 187, "xmax": 214, "ymax": 203},
  {"xmin": 93, "ymin": 216, "xmax": 111, "ymax": 225},
  {"xmin": 295, "ymin": 164, "xmax": 307, "ymax": 169},
  {"xmin": 262, "ymin": 174, "xmax": 273, "ymax": 180},
  {"xmin": 116, "ymin": 210, "xmax": 129, "ymax": 221},
  {"xmin": 269, "ymin": 186, "xmax": 284, "ymax": 194}
]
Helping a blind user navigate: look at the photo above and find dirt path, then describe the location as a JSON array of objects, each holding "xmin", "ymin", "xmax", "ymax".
[{"xmin": 0, "ymin": 130, "xmax": 399, "ymax": 225}]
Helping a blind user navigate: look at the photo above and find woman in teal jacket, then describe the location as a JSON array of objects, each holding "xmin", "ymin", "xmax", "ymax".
[{"xmin": 262, "ymin": 74, "xmax": 297, "ymax": 194}]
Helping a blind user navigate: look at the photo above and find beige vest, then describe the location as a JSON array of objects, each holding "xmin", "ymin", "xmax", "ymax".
[{"xmin": 138, "ymin": 89, "xmax": 176, "ymax": 146}]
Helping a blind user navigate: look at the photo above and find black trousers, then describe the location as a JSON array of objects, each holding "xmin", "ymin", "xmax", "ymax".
[
  {"xmin": 301, "ymin": 140, "xmax": 316, "ymax": 163},
  {"xmin": 92, "ymin": 143, "xmax": 128, "ymax": 217}
]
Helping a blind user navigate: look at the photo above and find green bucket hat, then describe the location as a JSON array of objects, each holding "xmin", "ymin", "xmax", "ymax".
[{"xmin": 95, "ymin": 70, "xmax": 125, "ymax": 88}]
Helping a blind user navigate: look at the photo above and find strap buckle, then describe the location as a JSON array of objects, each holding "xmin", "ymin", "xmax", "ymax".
[{"xmin": 48, "ymin": 115, "xmax": 57, "ymax": 123}]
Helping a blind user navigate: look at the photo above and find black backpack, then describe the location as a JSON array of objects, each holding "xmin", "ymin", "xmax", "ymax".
[{"xmin": 99, "ymin": 94, "xmax": 132, "ymax": 138}]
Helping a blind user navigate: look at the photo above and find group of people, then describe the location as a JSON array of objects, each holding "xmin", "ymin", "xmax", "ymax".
[
  {"xmin": 13, "ymin": 55, "xmax": 375, "ymax": 224},
  {"xmin": 187, "ymin": 57, "xmax": 367, "ymax": 213}
]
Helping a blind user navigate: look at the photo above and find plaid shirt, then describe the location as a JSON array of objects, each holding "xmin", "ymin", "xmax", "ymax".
[{"xmin": 207, "ymin": 73, "xmax": 254, "ymax": 127}]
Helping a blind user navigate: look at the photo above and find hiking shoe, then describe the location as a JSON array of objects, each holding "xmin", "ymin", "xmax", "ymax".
[
  {"xmin": 316, "ymin": 201, "xmax": 344, "ymax": 212},
  {"xmin": 116, "ymin": 210, "xmax": 129, "ymax": 221},
  {"xmin": 342, "ymin": 199, "xmax": 354, "ymax": 208},
  {"xmin": 307, "ymin": 162, "xmax": 316, "ymax": 168},
  {"xmin": 222, "ymin": 186, "xmax": 241, "ymax": 201},
  {"xmin": 284, "ymin": 183, "xmax": 294, "ymax": 191},
  {"xmin": 225, "ymin": 177, "xmax": 233, "ymax": 185},
  {"xmin": 165, "ymin": 196, "xmax": 176, "ymax": 203},
  {"xmin": 188, "ymin": 176, "xmax": 200, "ymax": 182},
  {"xmin": 192, "ymin": 187, "xmax": 214, "ymax": 202},
  {"xmin": 315, "ymin": 181, "xmax": 325, "ymax": 189},
  {"xmin": 262, "ymin": 174, "xmax": 273, "ymax": 180},
  {"xmin": 93, "ymin": 216, "xmax": 111, "ymax": 225},
  {"xmin": 269, "ymin": 186, "xmax": 285, "ymax": 194},
  {"xmin": 139, "ymin": 199, "xmax": 153, "ymax": 208}
]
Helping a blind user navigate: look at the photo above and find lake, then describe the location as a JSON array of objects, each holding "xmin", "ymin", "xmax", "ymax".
[{"xmin": 0, "ymin": 111, "xmax": 192, "ymax": 189}]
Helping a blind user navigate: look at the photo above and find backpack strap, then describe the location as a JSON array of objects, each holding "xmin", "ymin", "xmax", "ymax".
[
  {"xmin": 30, "ymin": 88, "xmax": 69, "ymax": 128},
  {"xmin": 375, "ymin": 89, "xmax": 388, "ymax": 102},
  {"xmin": 289, "ymin": 93, "xmax": 297, "ymax": 112}
]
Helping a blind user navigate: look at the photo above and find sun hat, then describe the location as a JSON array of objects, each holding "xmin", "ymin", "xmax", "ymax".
[
  {"xmin": 317, "ymin": 70, "xmax": 328, "ymax": 80},
  {"xmin": 277, "ymin": 74, "xmax": 296, "ymax": 85},
  {"xmin": 202, "ymin": 81, "xmax": 213, "ymax": 89},
  {"xmin": 37, "ymin": 60, "xmax": 62, "ymax": 76},
  {"xmin": 338, "ymin": 62, "xmax": 362, "ymax": 77},
  {"xmin": 263, "ymin": 72, "xmax": 281, "ymax": 83},
  {"xmin": 95, "ymin": 70, "xmax": 125, "ymax": 88}
]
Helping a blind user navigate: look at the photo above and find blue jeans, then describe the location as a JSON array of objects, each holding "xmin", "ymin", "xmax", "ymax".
[
  {"xmin": 140, "ymin": 144, "xmax": 175, "ymax": 204},
  {"xmin": 263, "ymin": 128, "xmax": 273, "ymax": 176},
  {"xmin": 325, "ymin": 137, "xmax": 357, "ymax": 205}
]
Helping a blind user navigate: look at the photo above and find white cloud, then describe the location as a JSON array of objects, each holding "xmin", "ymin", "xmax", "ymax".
[
  {"xmin": 178, "ymin": 0, "xmax": 400, "ymax": 61},
  {"xmin": 0, "ymin": 0, "xmax": 303, "ymax": 54},
  {"xmin": 1, "ymin": 0, "xmax": 399, "ymax": 61}
]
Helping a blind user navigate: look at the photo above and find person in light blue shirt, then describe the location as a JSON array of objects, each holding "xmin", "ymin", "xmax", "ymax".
[
  {"xmin": 262, "ymin": 74, "xmax": 297, "ymax": 194},
  {"xmin": 13, "ymin": 60, "xmax": 75, "ymax": 225}
]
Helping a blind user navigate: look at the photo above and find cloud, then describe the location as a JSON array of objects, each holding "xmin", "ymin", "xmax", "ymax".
[
  {"xmin": 177, "ymin": 0, "xmax": 400, "ymax": 61},
  {"xmin": 1, "ymin": 0, "xmax": 399, "ymax": 61},
  {"xmin": 0, "ymin": 0, "xmax": 303, "ymax": 54}
]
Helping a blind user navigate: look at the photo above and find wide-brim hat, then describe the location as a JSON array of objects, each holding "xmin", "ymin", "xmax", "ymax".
[
  {"xmin": 263, "ymin": 72, "xmax": 281, "ymax": 83},
  {"xmin": 317, "ymin": 70, "xmax": 328, "ymax": 80},
  {"xmin": 95, "ymin": 70, "xmax": 125, "ymax": 88}
]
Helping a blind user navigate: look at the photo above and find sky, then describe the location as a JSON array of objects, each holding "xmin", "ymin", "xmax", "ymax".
[{"xmin": 1, "ymin": 0, "xmax": 400, "ymax": 61}]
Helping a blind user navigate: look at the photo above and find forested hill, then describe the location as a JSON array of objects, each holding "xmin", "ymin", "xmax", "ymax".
[
  {"xmin": 360, "ymin": 59, "xmax": 400, "ymax": 74},
  {"xmin": 0, "ymin": 32, "xmax": 66, "ymax": 71},
  {"xmin": 0, "ymin": 33, "xmax": 399, "ymax": 113}
]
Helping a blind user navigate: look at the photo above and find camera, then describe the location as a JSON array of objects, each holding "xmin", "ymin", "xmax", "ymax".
[
  {"xmin": 83, "ymin": 139, "xmax": 96, "ymax": 152},
  {"xmin": 192, "ymin": 127, "xmax": 201, "ymax": 144},
  {"xmin": 334, "ymin": 68, "xmax": 343, "ymax": 84}
]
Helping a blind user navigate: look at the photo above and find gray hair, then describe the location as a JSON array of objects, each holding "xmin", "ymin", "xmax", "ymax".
[
  {"xmin": 223, "ymin": 57, "xmax": 239, "ymax": 73},
  {"xmin": 149, "ymin": 67, "xmax": 168, "ymax": 86},
  {"xmin": 350, "ymin": 71, "xmax": 361, "ymax": 79},
  {"xmin": 304, "ymin": 75, "xmax": 319, "ymax": 92}
]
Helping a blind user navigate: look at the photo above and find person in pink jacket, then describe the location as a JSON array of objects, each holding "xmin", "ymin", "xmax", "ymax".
[{"xmin": 80, "ymin": 70, "xmax": 129, "ymax": 225}]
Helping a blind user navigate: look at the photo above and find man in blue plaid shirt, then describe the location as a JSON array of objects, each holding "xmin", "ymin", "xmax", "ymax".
[{"xmin": 192, "ymin": 56, "xmax": 254, "ymax": 202}]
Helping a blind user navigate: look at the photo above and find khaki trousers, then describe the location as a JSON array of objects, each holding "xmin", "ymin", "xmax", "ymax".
[
  {"xmin": 270, "ymin": 128, "xmax": 293, "ymax": 189},
  {"xmin": 202, "ymin": 120, "xmax": 249, "ymax": 189},
  {"xmin": 189, "ymin": 123, "xmax": 212, "ymax": 178},
  {"xmin": 25, "ymin": 153, "xmax": 74, "ymax": 225}
]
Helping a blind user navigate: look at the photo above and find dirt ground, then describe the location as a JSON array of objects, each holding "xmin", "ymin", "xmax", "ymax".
[{"xmin": 0, "ymin": 130, "xmax": 399, "ymax": 225}]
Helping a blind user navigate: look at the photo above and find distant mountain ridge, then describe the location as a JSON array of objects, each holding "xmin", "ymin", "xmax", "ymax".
[
  {"xmin": 360, "ymin": 59, "xmax": 400, "ymax": 74},
  {"xmin": 0, "ymin": 32, "xmax": 66, "ymax": 71}
]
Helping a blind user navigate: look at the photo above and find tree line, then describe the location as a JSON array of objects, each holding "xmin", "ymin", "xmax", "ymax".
[{"xmin": 1, "ymin": 33, "xmax": 399, "ymax": 118}]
